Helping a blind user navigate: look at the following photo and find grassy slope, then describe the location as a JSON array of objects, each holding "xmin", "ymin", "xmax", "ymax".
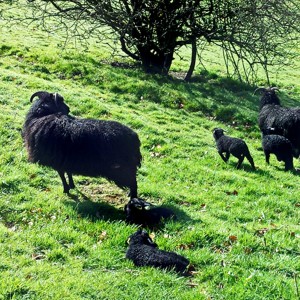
[{"xmin": 0, "ymin": 12, "xmax": 300, "ymax": 300}]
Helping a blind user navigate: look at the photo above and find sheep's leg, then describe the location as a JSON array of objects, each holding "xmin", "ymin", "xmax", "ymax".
[
  {"xmin": 236, "ymin": 155, "xmax": 244, "ymax": 169},
  {"xmin": 264, "ymin": 152, "xmax": 270, "ymax": 164},
  {"xmin": 129, "ymin": 179, "xmax": 138, "ymax": 199},
  {"xmin": 58, "ymin": 171, "xmax": 70, "ymax": 193},
  {"xmin": 224, "ymin": 152, "xmax": 230, "ymax": 162},
  {"xmin": 246, "ymin": 154, "xmax": 256, "ymax": 170},
  {"xmin": 109, "ymin": 166, "xmax": 138, "ymax": 199},
  {"xmin": 67, "ymin": 173, "xmax": 75, "ymax": 189},
  {"xmin": 284, "ymin": 159, "xmax": 294, "ymax": 171},
  {"xmin": 219, "ymin": 151, "xmax": 229, "ymax": 162}
]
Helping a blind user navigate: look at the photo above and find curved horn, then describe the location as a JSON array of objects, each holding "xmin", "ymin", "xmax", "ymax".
[
  {"xmin": 253, "ymin": 87, "xmax": 266, "ymax": 95},
  {"xmin": 30, "ymin": 91, "xmax": 50, "ymax": 102},
  {"xmin": 270, "ymin": 86, "xmax": 279, "ymax": 92}
]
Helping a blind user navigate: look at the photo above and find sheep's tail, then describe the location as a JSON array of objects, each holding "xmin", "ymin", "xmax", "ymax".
[
  {"xmin": 137, "ymin": 150, "xmax": 142, "ymax": 168},
  {"xmin": 30, "ymin": 91, "xmax": 50, "ymax": 102}
]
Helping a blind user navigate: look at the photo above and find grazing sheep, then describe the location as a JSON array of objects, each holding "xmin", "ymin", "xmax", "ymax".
[
  {"xmin": 213, "ymin": 128, "xmax": 255, "ymax": 170},
  {"xmin": 126, "ymin": 229, "xmax": 191, "ymax": 274},
  {"xmin": 261, "ymin": 128, "xmax": 294, "ymax": 171},
  {"xmin": 255, "ymin": 86, "xmax": 300, "ymax": 158},
  {"xmin": 22, "ymin": 91, "xmax": 142, "ymax": 197},
  {"xmin": 124, "ymin": 198, "xmax": 176, "ymax": 227}
]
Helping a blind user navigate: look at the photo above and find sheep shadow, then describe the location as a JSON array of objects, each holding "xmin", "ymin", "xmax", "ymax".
[
  {"xmin": 292, "ymin": 168, "xmax": 300, "ymax": 176},
  {"xmin": 142, "ymin": 204, "xmax": 194, "ymax": 231},
  {"xmin": 64, "ymin": 191, "xmax": 193, "ymax": 228},
  {"xmin": 64, "ymin": 192, "xmax": 125, "ymax": 222},
  {"xmin": 225, "ymin": 161, "xmax": 257, "ymax": 172}
]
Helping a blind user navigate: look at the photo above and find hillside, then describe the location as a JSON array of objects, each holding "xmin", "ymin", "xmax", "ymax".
[{"xmin": 0, "ymin": 11, "xmax": 300, "ymax": 300}]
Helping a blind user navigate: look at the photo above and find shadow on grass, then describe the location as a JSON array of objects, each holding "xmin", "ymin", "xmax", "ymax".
[
  {"xmin": 64, "ymin": 191, "xmax": 125, "ymax": 222},
  {"xmin": 292, "ymin": 168, "xmax": 300, "ymax": 176},
  {"xmin": 224, "ymin": 161, "xmax": 275, "ymax": 177},
  {"xmin": 64, "ymin": 190, "xmax": 194, "ymax": 228}
]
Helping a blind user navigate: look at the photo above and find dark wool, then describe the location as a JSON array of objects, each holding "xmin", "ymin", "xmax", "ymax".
[
  {"xmin": 257, "ymin": 87, "xmax": 300, "ymax": 158},
  {"xmin": 261, "ymin": 129, "xmax": 294, "ymax": 171},
  {"xmin": 126, "ymin": 229, "xmax": 190, "ymax": 274},
  {"xmin": 124, "ymin": 198, "xmax": 176, "ymax": 227},
  {"xmin": 23, "ymin": 91, "xmax": 142, "ymax": 196},
  {"xmin": 213, "ymin": 128, "xmax": 255, "ymax": 170}
]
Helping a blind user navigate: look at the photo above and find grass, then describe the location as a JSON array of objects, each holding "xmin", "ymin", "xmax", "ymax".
[{"xmin": 1, "ymin": 6, "xmax": 300, "ymax": 300}]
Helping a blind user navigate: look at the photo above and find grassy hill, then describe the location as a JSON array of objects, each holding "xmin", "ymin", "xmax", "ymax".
[{"xmin": 0, "ymin": 8, "xmax": 300, "ymax": 300}]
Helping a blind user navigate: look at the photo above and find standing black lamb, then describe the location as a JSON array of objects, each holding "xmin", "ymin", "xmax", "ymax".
[
  {"xmin": 261, "ymin": 128, "xmax": 294, "ymax": 171},
  {"xmin": 213, "ymin": 128, "xmax": 255, "ymax": 170},
  {"xmin": 22, "ymin": 91, "xmax": 142, "ymax": 197},
  {"xmin": 256, "ymin": 86, "xmax": 300, "ymax": 158},
  {"xmin": 126, "ymin": 229, "xmax": 192, "ymax": 275}
]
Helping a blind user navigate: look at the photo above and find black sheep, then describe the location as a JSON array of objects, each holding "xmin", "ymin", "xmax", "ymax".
[
  {"xmin": 213, "ymin": 128, "xmax": 255, "ymax": 170},
  {"xmin": 124, "ymin": 198, "xmax": 176, "ymax": 227},
  {"xmin": 256, "ymin": 86, "xmax": 300, "ymax": 158},
  {"xmin": 126, "ymin": 229, "xmax": 191, "ymax": 274},
  {"xmin": 261, "ymin": 128, "xmax": 294, "ymax": 171},
  {"xmin": 23, "ymin": 91, "xmax": 142, "ymax": 197}
]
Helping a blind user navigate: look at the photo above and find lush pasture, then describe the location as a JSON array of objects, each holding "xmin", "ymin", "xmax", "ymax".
[{"xmin": 0, "ymin": 10, "xmax": 300, "ymax": 300}]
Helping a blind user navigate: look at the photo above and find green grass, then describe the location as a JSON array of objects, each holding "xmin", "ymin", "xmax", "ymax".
[{"xmin": 1, "ymin": 7, "xmax": 300, "ymax": 300}]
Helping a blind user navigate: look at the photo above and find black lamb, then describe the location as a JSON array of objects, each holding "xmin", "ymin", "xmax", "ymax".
[
  {"xmin": 124, "ymin": 198, "xmax": 176, "ymax": 227},
  {"xmin": 261, "ymin": 128, "xmax": 294, "ymax": 171},
  {"xmin": 256, "ymin": 86, "xmax": 300, "ymax": 158},
  {"xmin": 22, "ymin": 91, "xmax": 142, "ymax": 197},
  {"xmin": 126, "ymin": 229, "xmax": 191, "ymax": 275},
  {"xmin": 213, "ymin": 128, "xmax": 255, "ymax": 170}
]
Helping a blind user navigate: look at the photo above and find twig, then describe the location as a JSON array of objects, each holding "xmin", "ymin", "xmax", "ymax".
[{"xmin": 294, "ymin": 273, "xmax": 299, "ymax": 299}]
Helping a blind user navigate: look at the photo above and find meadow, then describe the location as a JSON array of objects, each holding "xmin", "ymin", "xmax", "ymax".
[{"xmin": 0, "ymin": 7, "xmax": 300, "ymax": 300}]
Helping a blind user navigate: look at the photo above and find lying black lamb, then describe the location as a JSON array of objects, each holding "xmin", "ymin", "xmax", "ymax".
[
  {"xmin": 261, "ymin": 128, "xmax": 294, "ymax": 171},
  {"xmin": 126, "ymin": 229, "xmax": 192, "ymax": 275},
  {"xmin": 124, "ymin": 198, "xmax": 176, "ymax": 227},
  {"xmin": 213, "ymin": 128, "xmax": 255, "ymax": 170}
]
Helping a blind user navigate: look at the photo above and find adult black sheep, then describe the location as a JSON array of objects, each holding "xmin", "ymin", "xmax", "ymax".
[
  {"xmin": 255, "ymin": 87, "xmax": 300, "ymax": 158},
  {"xmin": 23, "ymin": 91, "xmax": 142, "ymax": 197}
]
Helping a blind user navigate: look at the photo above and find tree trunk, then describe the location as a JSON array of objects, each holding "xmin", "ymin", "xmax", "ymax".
[
  {"xmin": 185, "ymin": 39, "xmax": 197, "ymax": 82},
  {"xmin": 138, "ymin": 46, "xmax": 174, "ymax": 75}
]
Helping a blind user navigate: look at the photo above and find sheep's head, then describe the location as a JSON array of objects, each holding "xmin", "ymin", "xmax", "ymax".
[
  {"xmin": 213, "ymin": 128, "xmax": 225, "ymax": 140},
  {"xmin": 254, "ymin": 87, "xmax": 281, "ymax": 110},
  {"xmin": 127, "ymin": 229, "xmax": 158, "ymax": 247},
  {"xmin": 29, "ymin": 91, "xmax": 70, "ymax": 117},
  {"xmin": 124, "ymin": 198, "xmax": 151, "ymax": 213}
]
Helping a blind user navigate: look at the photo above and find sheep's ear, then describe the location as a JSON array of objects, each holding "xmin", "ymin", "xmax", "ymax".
[
  {"xmin": 146, "ymin": 237, "xmax": 158, "ymax": 247},
  {"xmin": 135, "ymin": 204, "xmax": 143, "ymax": 210}
]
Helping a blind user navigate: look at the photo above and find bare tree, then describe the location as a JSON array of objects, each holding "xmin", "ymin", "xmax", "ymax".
[{"xmin": 3, "ymin": 0, "xmax": 300, "ymax": 82}]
